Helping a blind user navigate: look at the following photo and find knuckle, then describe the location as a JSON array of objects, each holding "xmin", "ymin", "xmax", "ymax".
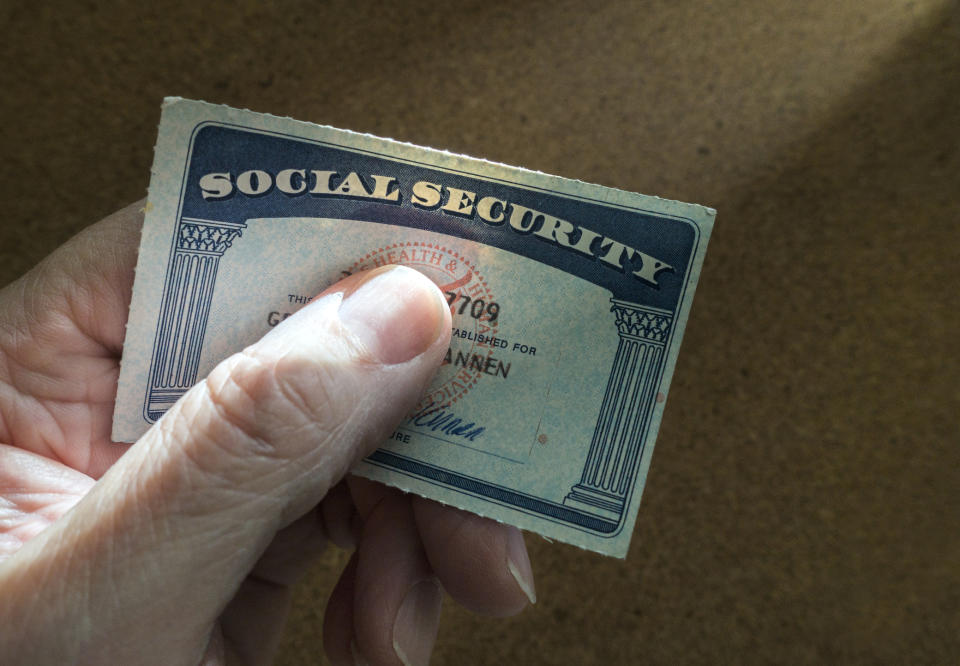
[
  {"xmin": 187, "ymin": 347, "xmax": 366, "ymax": 469},
  {"xmin": 161, "ymin": 333, "xmax": 380, "ymax": 490},
  {"xmin": 272, "ymin": 352, "xmax": 351, "ymax": 428},
  {"xmin": 269, "ymin": 352, "xmax": 370, "ymax": 464},
  {"xmin": 195, "ymin": 350, "xmax": 286, "ymax": 464}
]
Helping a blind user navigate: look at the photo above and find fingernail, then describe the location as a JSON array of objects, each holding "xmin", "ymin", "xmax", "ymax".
[
  {"xmin": 506, "ymin": 527, "xmax": 536, "ymax": 605},
  {"xmin": 350, "ymin": 639, "xmax": 369, "ymax": 666},
  {"xmin": 338, "ymin": 266, "xmax": 447, "ymax": 364},
  {"xmin": 392, "ymin": 578, "xmax": 443, "ymax": 666}
]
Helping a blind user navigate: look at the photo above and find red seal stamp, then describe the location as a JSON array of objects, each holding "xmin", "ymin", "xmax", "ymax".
[{"xmin": 347, "ymin": 241, "xmax": 503, "ymax": 409}]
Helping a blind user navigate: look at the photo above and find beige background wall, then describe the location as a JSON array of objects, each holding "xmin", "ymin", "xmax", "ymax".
[{"xmin": 1, "ymin": 1, "xmax": 957, "ymax": 663}]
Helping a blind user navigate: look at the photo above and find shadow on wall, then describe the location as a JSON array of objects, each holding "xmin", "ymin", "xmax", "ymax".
[{"xmin": 659, "ymin": 4, "xmax": 959, "ymax": 663}]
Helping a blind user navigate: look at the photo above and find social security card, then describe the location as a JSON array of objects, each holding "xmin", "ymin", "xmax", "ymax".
[{"xmin": 113, "ymin": 98, "xmax": 714, "ymax": 557}]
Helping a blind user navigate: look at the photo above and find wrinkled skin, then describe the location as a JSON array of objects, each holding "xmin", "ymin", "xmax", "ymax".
[{"xmin": 0, "ymin": 202, "xmax": 535, "ymax": 666}]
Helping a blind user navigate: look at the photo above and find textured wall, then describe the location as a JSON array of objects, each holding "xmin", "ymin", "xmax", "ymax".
[{"xmin": 1, "ymin": 1, "xmax": 957, "ymax": 663}]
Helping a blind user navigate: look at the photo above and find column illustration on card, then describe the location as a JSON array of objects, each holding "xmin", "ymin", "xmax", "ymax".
[
  {"xmin": 144, "ymin": 218, "xmax": 245, "ymax": 422},
  {"xmin": 564, "ymin": 301, "xmax": 672, "ymax": 523}
]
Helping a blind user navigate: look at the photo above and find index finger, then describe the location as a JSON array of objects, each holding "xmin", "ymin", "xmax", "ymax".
[{"xmin": 411, "ymin": 495, "xmax": 535, "ymax": 616}]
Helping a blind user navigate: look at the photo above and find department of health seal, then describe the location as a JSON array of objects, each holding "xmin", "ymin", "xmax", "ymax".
[{"xmin": 347, "ymin": 241, "xmax": 503, "ymax": 409}]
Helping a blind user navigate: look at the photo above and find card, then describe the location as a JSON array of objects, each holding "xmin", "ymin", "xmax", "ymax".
[{"xmin": 114, "ymin": 98, "xmax": 714, "ymax": 557}]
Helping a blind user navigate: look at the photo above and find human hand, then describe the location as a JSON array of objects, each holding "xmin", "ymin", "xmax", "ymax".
[{"xmin": 0, "ymin": 202, "xmax": 535, "ymax": 665}]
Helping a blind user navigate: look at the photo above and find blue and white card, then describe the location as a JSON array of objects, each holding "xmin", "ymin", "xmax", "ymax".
[{"xmin": 114, "ymin": 98, "xmax": 714, "ymax": 557}]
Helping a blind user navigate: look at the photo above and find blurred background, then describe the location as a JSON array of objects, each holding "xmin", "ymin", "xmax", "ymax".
[{"xmin": 1, "ymin": 1, "xmax": 957, "ymax": 663}]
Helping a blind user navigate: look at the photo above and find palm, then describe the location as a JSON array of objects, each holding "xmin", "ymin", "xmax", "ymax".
[{"xmin": 0, "ymin": 204, "xmax": 138, "ymax": 560}]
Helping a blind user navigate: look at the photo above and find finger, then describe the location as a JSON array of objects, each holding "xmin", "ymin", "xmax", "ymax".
[
  {"xmin": 412, "ymin": 496, "xmax": 535, "ymax": 616},
  {"xmin": 321, "ymin": 480, "xmax": 359, "ymax": 550},
  {"xmin": 8, "ymin": 199, "xmax": 143, "ymax": 357},
  {"xmin": 217, "ymin": 507, "xmax": 328, "ymax": 664},
  {"xmin": 0, "ymin": 265, "xmax": 451, "ymax": 665},
  {"xmin": 351, "ymin": 480, "xmax": 442, "ymax": 666},
  {"xmin": 323, "ymin": 553, "xmax": 359, "ymax": 666},
  {"xmin": 0, "ymin": 200, "xmax": 143, "ymax": 477},
  {"xmin": 251, "ymin": 507, "xmax": 328, "ymax": 587},
  {"xmin": 220, "ymin": 575, "xmax": 294, "ymax": 666}
]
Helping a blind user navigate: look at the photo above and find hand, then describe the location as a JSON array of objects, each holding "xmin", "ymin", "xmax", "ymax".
[{"xmin": 0, "ymin": 202, "xmax": 535, "ymax": 665}]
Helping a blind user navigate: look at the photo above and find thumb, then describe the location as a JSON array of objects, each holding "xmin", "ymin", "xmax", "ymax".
[{"xmin": 0, "ymin": 265, "xmax": 451, "ymax": 665}]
